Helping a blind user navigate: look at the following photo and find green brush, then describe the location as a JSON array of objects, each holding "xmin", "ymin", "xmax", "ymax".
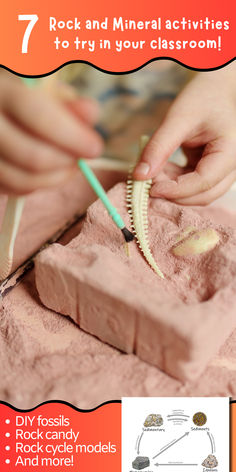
[{"xmin": 78, "ymin": 159, "xmax": 134, "ymax": 242}]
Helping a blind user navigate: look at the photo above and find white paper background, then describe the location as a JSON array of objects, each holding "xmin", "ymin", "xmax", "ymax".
[{"xmin": 122, "ymin": 397, "xmax": 229, "ymax": 472}]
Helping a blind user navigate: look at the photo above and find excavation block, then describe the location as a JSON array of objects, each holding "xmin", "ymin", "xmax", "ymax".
[{"xmin": 35, "ymin": 183, "xmax": 236, "ymax": 381}]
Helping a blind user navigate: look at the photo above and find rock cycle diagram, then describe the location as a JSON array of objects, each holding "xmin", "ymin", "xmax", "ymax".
[{"xmin": 122, "ymin": 398, "xmax": 229, "ymax": 472}]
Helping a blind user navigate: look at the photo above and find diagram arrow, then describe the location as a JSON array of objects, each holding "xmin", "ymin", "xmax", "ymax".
[
  {"xmin": 153, "ymin": 432, "xmax": 190, "ymax": 459},
  {"xmin": 160, "ymin": 439, "xmax": 177, "ymax": 451},
  {"xmin": 154, "ymin": 463, "xmax": 198, "ymax": 467},
  {"xmin": 211, "ymin": 433, "xmax": 216, "ymax": 453},
  {"xmin": 207, "ymin": 431, "xmax": 214, "ymax": 453},
  {"xmin": 137, "ymin": 432, "xmax": 144, "ymax": 455},
  {"xmin": 167, "ymin": 414, "xmax": 190, "ymax": 418}
]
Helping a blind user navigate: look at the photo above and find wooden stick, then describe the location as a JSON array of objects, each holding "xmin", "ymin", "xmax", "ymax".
[{"xmin": 0, "ymin": 196, "xmax": 25, "ymax": 280}]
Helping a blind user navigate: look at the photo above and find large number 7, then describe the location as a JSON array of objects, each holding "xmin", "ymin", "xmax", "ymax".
[{"xmin": 18, "ymin": 14, "xmax": 39, "ymax": 54}]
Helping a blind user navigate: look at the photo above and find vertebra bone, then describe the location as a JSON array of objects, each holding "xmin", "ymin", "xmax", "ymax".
[{"xmin": 126, "ymin": 136, "xmax": 164, "ymax": 278}]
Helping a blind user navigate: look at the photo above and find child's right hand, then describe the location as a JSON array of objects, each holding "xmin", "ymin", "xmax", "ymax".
[
  {"xmin": 0, "ymin": 72, "xmax": 103, "ymax": 195},
  {"xmin": 133, "ymin": 63, "xmax": 236, "ymax": 206}
]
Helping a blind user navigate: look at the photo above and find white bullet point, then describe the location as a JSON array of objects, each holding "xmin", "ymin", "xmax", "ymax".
[
  {"xmin": 5, "ymin": 446, "xmax": 10, "ymax": 451},
  {"xmin": 5, "ymin": 419, "xmax": 10, "ymax": 424},
  {"xmin": 5, "ymin": 432, "xmax": 10, "ymax": 438},
  {"xmin": 5, "ymin": 459, "xmax": 10, "ymax": 464}
]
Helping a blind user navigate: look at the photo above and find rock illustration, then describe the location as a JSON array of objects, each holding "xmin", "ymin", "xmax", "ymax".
[
  {"xmin": 144, "ymin": 414, "xmax": 163, "ymax": 427},
  {"xmin": 193, "ymin": 412, "xmax": 207, "ymax": 426},
  {"xmin": 132, "ymin": 456, "xmax": 150, "ymax": 470},
  {"xmin": 202, "ymin": 454, "xmax": 218, "ymax": 468}
]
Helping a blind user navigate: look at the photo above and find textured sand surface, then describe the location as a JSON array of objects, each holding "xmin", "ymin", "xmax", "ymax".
[
  {"xmin": 1, "ymin": 268, "xmax": 236, "ymax": 409},
  {"xmin": 0, "ymin": 169, "xmax": 123, "ymax": 273},
  {"xmin": 35, "ymin": 183, "xmax": 236, "ymax": 381},
  {"xmin": 1, "ymin": 183, "xmax": 236, "ymax": 407}
]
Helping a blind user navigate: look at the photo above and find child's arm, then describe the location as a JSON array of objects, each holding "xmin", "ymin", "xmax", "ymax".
[
  {"xmin": 0, "ymin": 71, "xmax": 103, "ymax": 194},
  {"xmin": 133, "ymin": 62, "xmax": 236, "ymax": 205}
]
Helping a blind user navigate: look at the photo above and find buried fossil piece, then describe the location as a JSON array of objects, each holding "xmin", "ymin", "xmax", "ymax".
[
  {"xmin": 172, "ymin": 228, "xmax": 220, "ymax": 257},
  {"xmin": 202, "ymin": 455, "xmax": 218, "ymax": 469},
  {"xmin": 132, "ymin": 456, "xmax": 150, "ymax": 470}
]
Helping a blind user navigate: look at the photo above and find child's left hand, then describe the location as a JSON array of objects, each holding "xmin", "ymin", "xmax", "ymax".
[{"xmin": 0, "ymin": 72, "xmax": 103, "ymax": 195}]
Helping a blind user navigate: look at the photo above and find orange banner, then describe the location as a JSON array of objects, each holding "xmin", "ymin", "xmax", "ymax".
[
  {"xmin": 0, "ymin": 400, "xmax": 236, "ymax": 470},
  {"xmin": 0, "ymin": 0, "xmax": 235, "ymax": 75},
  {"xmin": 0, "ymin": 401, "xmax": 121, "ymax": 471},
  {"xmin": 232, "ymin": 402, "xmax": 236, "ymax": 471}
]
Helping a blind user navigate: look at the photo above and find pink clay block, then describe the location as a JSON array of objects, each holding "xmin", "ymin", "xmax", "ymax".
[{"xmin": 35, "ymin": 183, "xmax": 236, "ymax": 381}]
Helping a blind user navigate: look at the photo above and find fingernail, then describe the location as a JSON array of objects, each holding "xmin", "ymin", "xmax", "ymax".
[{"xmin": 135, "ymin": 162, "xmax": 150, "ymax": 176}]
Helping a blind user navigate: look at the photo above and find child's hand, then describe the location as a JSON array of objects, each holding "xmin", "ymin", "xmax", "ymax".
[
  {"xmin": 0, "ymin": 73, "xmax": 103, "ymax": 194},
  {"xmin": 133, "ymin": 63, "xmax": 236, "ymax": 205}
]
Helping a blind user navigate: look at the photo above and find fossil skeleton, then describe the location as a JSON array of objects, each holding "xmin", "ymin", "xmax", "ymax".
[{"xmin": 126, "ymin": 136, "xmax": 164, "ymax": 279}]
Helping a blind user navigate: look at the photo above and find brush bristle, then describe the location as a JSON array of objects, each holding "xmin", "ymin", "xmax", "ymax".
[{"xmin": 121, "ymin": 227, "xmax": 135, "ymax": 242}]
